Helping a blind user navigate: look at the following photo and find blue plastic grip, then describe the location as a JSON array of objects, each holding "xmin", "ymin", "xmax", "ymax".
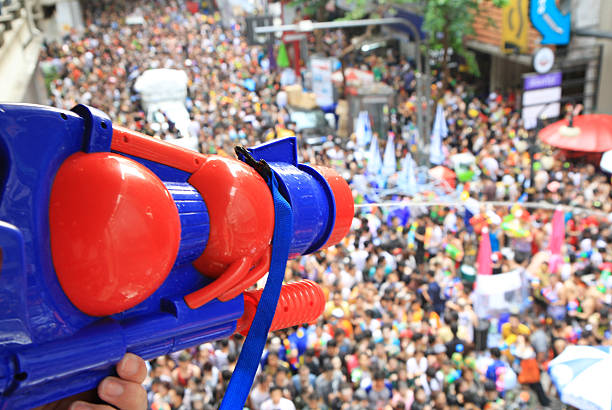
[
  {"xmin": 164, "ymin": 182, "xmax": 209, "ymax": 266},
  {"xmin": 70, "ymin": 104, "xmax": 113, "ymax": 153},
  {"xmin": 248, "ymin": 137, "xmax": 336, "ymax": 257},
  {"xmin": 244, "ymin": 136, "xmax": 299, "ymax": 165},
  {"xmin": 14, "ymin": 320, "xmax": 126, "ymax": 390},
  {"xmin": 1, "ymin": 295, "xmax": 243, "ymax": 408},
  {"xmin": 0, "ymin": 222, "xmax": 29, "ymax": 349}
]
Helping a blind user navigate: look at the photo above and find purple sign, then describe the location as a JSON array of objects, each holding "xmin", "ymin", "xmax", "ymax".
[{"xmin": 523, "ymin": 71, "xmax": 562, "ymax": 91}]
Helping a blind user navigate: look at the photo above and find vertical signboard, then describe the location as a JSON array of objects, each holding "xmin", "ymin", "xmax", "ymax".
[
  {"xmin": 522, "ymin": 71, "xmax": 562, "ymax": 129},
  {"xmin": 502, "ymin": 0, "xmax": 529, "ymax": 54},
  {"xmin": 311, "ymin": 57, "xmax": 334, "ymax": 108}
]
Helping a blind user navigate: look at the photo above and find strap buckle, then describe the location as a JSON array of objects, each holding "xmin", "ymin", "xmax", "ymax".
[{"xmin": 235, "ymin": 146, "xmax": 272, "ymax": 182}]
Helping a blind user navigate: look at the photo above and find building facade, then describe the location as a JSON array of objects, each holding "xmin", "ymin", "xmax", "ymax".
[
  {"xmin": 468, "ymin": 0, "xmax": 612, "ymax": 114},
  {"xmin": 0, "ymin": 0, "xmax": 85, "ymax": 104}
]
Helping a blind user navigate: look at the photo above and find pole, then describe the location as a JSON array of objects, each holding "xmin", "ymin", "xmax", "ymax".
[
  {"xmin": 415, "ymin": 71, "xmax": 425, "ymax": 165},
  {"xmin": 424, "ymin": 49, "xmax": 432, "ymax": 141},
  {"xmin": 528, "ymin": 120, "xmax": 540, "ymax": 201},
  {"xmin": 387, "ymin": 18, "xmax": 426, "ymax": 167},
  {"xmin": 293, "ymin": 39, "xmax": 300, "ymax": 78},
  {"xmin": 529, "ymin": 101, "xmax": 560, "ymax": 200}
]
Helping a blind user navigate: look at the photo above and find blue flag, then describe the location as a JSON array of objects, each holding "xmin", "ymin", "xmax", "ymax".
[
  {"xmin": 387, "ymin": 204, "xmax": 411, "ymax": 227},
  {"xmin": 464, "ymin": 207, "xmax": 474, "ymax": 234},
  {"xmin": 430, "ymin": 103, "xmax": 447, "ymax": 166},
  {"xmin": 397, "ymin": 152, "xmax": 417, "ymax": 196},
  {"xmin": 381, "ymin": 132, "xmax": 397, "ymax": 179},
  {"xmin": 367, "ymin": 133, "xmax": 382, "ymax": 177},
  {"xmin": 356, "ymin": 111, "xmax": 373, "ymax": 147}
]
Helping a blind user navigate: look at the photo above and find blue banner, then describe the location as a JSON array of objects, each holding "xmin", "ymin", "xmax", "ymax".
[
  {"xmin": 523, "ymin": 71, "xmax": 562, "ymax": 91},
  {"xmin": 530, "ymin": 0, "xmax": 570, "ymax": 45}
]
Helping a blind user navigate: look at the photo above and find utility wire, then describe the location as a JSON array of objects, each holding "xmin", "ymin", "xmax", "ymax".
[{"xmin": 354, "ymin": 200, "xmax": 609, "ymax": 217}]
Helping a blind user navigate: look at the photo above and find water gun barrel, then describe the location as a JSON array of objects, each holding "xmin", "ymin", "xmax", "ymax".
[
  {"xmin": 0, "ymin": 104, "xmax": 354, "ymax": 408},
  {"xmin": 247, "ymin": 138, "xmax": 353, "ymax": 258}
]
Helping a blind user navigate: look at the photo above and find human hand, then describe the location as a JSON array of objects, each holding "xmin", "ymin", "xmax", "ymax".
[{"xmin": 36, "ymin": 353, "xmax": 148, "ymax": 410}]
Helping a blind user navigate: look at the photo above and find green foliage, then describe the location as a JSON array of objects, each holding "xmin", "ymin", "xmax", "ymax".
[
  {"xmin": 342, "ymin": 0, "xmax": 378, "ymax": 20},
  {"xmin": 339, "ymin": 0, "xmax": 414, "ymax": 20},
  {"xmin": 290, "ymin": 0, "xmax": 508, "ymax": 76},
  {"xmin": 407, "ymin": 0, "xmax": 508, "ymax": 75},
  {"xmin": 40, "ymin": 61, "xmax": 59, "ymax": 94},
  {"xmin": 288, "ymin": 0, "xmax": 327, "ymax": 18},
  {"xmin": 290, "ymin": 0, "xmax": 413, "ymax": 21}
]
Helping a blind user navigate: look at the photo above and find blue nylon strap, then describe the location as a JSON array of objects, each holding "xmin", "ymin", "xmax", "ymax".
[{"xmin": 219, "ymin": 173, "xmax": 293, "ymax": 409}]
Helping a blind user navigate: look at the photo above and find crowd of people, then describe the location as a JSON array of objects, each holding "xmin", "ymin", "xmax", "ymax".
[{"xmin": 40, "ymin": 0, "xmax": 612, "ymax": 409}]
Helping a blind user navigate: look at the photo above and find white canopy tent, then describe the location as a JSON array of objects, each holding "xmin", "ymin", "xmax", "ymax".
[
  {"xmin": 134, "ymin": 69, "xmax": 198, "ymax": 151},
  {"xmin": 473, "ymin": 270, "xmax": 529, "ymax": 318}
]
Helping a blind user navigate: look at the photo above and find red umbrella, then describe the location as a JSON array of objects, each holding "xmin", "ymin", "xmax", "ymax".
[
  {"xmin": 429, "ymin": 166, "xmax": 456, "ymax": 189},
  {"xmin": 538, "ymin": 114, "xmax": 612, "ymax": 152}
]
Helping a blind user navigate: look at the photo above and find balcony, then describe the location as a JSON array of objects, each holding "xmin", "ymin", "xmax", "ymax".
[{"xmin": 0, "ymin": 0, "xmax": 45, "ymax": 102}]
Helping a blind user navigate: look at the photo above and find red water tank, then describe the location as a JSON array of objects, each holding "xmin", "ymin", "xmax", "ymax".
[{"xmin": 49, "ymin": 152, "xmax": 181, "ymax": 316}]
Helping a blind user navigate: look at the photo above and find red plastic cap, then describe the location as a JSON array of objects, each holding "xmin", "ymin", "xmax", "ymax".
[
  {"xmin": 49, "ymin": 153, "xmax": 181, "ymax": 316},
  {"xmin": 185, "ymin": 155, "xmax": 275, "ymax": 309},
  {"xmin": 236, "ymin": 280, "xmax": 325, "ymax": 335},
  {"xmin": 190, "ymin": 155, "xmax": 274, "ymax": 277},
  {"xmin": 313, "ymin": 166, "xmax": 354, "ymax": 249}
]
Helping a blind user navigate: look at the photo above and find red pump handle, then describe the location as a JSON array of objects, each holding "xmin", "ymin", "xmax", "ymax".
[{"xmin": 235, "ymin": 280, "xmax": 326, "ymax": 335}]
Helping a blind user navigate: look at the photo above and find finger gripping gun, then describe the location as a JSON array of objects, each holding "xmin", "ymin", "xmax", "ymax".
[{"xmin": 0, "ymin": 104, "xmax": 354, "ymax": 408}]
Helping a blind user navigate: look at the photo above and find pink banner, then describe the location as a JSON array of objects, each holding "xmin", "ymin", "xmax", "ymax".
[
  {"xmin": 549, "ymin": 208, "xmax": 565, "ymax": 255},
  {"xmin": 477, "ymin": 227, "xmax": 493, "ymax": 276}
]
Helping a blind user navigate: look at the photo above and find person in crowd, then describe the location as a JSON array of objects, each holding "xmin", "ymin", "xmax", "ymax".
[
  {"xmin": 501, "ymin": 314, "xmax": 530, "ymax": 345},
  {"xmin": 172, "ymin": 352, "xmax": 201, "ymax": 388},
  {"xmin": 261, "ymin": 386, "xmax": 296, "ymax": 410},
  {"xmin": 40, "ymin": 2, "xmax": 612, "ymax": 408},
  {"xmin": 249, "ymin": 374, "xmax": 273, "ymax": 410}
]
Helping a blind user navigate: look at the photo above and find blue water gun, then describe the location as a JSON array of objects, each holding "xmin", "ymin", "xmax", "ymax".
[{"xmin": 0, "ymin": 103, "xmax": 353, "ymax": 408}]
